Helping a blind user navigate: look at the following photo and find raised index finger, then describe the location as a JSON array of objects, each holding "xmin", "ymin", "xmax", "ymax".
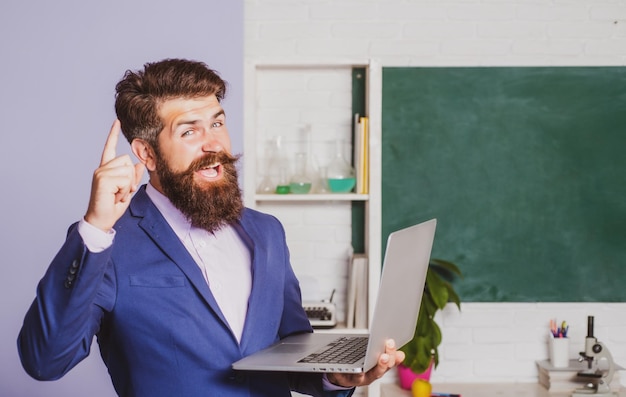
[{"xmin": 101, "ymin": 119, "xmax": 122, "ymax": 166}]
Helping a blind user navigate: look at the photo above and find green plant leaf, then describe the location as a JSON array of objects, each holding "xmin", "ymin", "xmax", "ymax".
[
  {"xmin": 430, "ymin": 258, "xmax": 463, "ymax": 278},
  {"xmin": 444, "ymin": 280, "xmax": 462, "ymax": 309},
  {"xmin": 426, "ymin": 270, "xmax": 449, "ymax": 309},
  {"xmin": 400, "ymin": 258, "xmax": 463, "ymax": 375}
]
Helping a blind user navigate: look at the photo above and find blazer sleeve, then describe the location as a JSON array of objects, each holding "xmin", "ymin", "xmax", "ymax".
[{"xmin": 17, "ymin": 224, "xmax": 116, "ymax": 380}]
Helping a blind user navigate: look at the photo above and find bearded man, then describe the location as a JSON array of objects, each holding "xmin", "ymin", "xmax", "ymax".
[{"xmin": 18, "ymin": 59, "xmax": 403, "ymax": 397}]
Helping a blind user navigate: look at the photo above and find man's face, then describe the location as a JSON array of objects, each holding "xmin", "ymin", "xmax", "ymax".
[
  {"xmin": 152, "ymin": 95, "xmax": 232, "ymax": 188},
  {"xmin": 148, "ymin": 95, "xmax": 243, "ymax": 232}
]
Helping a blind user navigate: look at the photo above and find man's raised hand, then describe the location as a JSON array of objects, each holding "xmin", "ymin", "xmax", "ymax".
[{"xmin": 84, "ymin": 120, "xmax": 145, "ymax": 232}]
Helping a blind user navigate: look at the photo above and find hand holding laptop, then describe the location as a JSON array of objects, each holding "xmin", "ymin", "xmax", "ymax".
[
  {"xmin": 326, "ymin": 339, "xmax": 405, "ymax": 388},
  {"xmin": 233, "ymin": 218, "xmax": 437, "ymax": 391}
]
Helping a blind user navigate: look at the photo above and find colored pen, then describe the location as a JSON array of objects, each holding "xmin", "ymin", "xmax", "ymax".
[
  {"xmin": 550, "ymin": 319, "xmax": 568, "ymax": 338},
  {"xmin": 431, "ymin": 393, "xmax": 461, "ymax": 397}
]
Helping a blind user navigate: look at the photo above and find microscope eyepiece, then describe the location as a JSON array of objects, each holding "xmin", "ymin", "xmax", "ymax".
[{"xmin": 587, "ymin": 315, "xmax": 594, "ymax": 338}]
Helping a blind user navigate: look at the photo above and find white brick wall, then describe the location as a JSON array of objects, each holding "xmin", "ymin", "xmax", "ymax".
[
  {"xmin": 246, "ymin": 0, "xmax": 626, "ymax": 66},
  {"xmin": 245, "ymin": 0, "xmax": 626, "ymax": 387},
  {"xmin": 433, "ymin": 303, "xmax": 626, "ymax": 384}
]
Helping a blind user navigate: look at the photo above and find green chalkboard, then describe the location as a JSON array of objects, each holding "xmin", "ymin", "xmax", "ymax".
[{"xmin": 381, "ymin": 67, "xmax": 626, "ymax": 302}]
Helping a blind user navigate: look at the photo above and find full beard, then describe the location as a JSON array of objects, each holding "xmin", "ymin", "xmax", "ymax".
[{"xmin": 155, "ymin": 150, "xmax": 244, "ymax": 233}]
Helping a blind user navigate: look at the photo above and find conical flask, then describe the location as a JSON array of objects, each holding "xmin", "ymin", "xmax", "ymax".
[
  {"xmin": 326, "ymin": 140, "xmax": 356, "ymax": 193},
  {"xmin": 289, "ymin": 152, "xmax": 312, "ymax": 194}
]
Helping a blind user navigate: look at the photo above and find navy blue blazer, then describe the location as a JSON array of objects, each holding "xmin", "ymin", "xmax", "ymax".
[{"xmin": 18, "ymin": 186, "xmax": 352, "ymax": 397}]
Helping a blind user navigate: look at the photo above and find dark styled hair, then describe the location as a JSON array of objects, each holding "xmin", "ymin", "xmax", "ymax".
[{"xmin": 114, "ymin": 58, "xmax": 227, "ymax": 145}]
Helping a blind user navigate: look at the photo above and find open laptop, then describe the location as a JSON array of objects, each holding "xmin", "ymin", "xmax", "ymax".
[{"xmin": 232, "ymin": 218, "xmax": 436, "ymax": 374}]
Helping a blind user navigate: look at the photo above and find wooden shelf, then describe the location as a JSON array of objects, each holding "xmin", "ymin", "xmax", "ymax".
[{"xmin": 255, "ymin": 193, "xmax": 369, "ymax": 202}]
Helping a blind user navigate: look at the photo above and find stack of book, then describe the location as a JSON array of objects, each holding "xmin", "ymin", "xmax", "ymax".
[
  {"xmin": 536, "ymin": 359, "xmax": 623, "ymax": 393},
  {"xmin": 346, "ymin": 253, "xmax": 368, "ymax": 329}
]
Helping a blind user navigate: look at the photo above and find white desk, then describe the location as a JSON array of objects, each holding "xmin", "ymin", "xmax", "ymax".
[{"xmin": 380, "ymin": 383, "xmax": 626, "ymax": 397}]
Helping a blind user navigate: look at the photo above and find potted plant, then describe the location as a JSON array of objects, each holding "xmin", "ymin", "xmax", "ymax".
[{"xmin": 397, "ymin": 258, "xmax": 462, "ymax": 389}]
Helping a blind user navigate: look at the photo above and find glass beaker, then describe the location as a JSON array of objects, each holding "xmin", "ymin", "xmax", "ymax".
[
  {"xmin": 289, "ymin": 152, "xmax": 312, "ymax": 194},
  {"xmin": 256, "ymin": 139, "xmax": 276, "ymax": 194},
  {"xmin": 326, "ymin": 139, "xmax": 356, "ymax": 193},
  {"xmin": 257, "ymin": 136, "xmax": 290, "ymax": 194},
  {"xmin": 274, "ymin": 136, "xmax": 291, "ymax": 194}
]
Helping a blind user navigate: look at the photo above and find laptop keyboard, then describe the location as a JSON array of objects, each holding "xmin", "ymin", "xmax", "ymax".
[{"xmin": 298, "ymin": 336, "xmax": 369, "ymax": 364}]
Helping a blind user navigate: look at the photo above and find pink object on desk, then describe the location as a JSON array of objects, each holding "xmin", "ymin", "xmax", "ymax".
[{"xmin": 397, "ymin": 362, "xmax": 433, "ymax": 390}]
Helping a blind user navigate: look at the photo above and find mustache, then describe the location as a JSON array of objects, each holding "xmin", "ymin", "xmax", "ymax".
[{"xmin": 188, "ymin": 151, "xmax": 240, "ymax": 172}]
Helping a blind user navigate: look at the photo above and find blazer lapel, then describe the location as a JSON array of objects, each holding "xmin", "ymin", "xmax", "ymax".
[
  {"xmin": 130, "ymin": 187, "xmax": 231, "ymax": 330},
  {"xmin": 236, "ymin": 213, "xmax": 274, "ymax": 351}
]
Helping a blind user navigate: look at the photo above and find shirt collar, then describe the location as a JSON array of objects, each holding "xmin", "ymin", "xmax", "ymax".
[{"xmin": 145, "ymin": 182, "xmax": 192, "ymax": 240}]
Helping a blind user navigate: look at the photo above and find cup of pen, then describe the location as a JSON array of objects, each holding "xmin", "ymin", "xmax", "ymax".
[
  {"xmin": 549, "ymin": 335, "xmax": 569, "ymax": 368},
  {"xmin": 549, "ymin": 320, "xmax": 570, "ymax": 368}
]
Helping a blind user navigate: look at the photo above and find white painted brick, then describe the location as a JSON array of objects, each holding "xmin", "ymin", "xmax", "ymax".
[
  {"xmin": 515, "ymin": 341, "xmax": 549, "ymax": 361},
  {"xmin": 261, "ymin": 90, "xmax": 332, "ymax": 109},
  {"xmin": 516, "ymin": 5, "xmax": 589, "ymax": 21},
  {"xmin": 294, "ymin": 39, "xmax": 371, "ymax": 57},
  {"xmin": 478, "ymin": 21, "xmax": 547, "ymax": 39},
  {"xmin": 585, "ymin": 38, "xmax": 626, "ymax": 54},
  {"xmin": 300, "ymin": 106, "xmax": 352, "ymax": 124},
  {"xmin": 257, "ymin": 70, "xmax": 310, "ymax": 91},
  {"xmin": 370, "ymin": 39, "xmax": 441, "ymax": 57},
  {"xmin": 295, "ymin": 257, "xmax": 349, "ymax": 276},
  {"xmin": 430, "ymin": 361, "xmax": 474, "ymax": 383},
  {"xmin": 471, "ymin": 56, "xmax": 547, "ymax": 66},
  {"xmin": 436, "ymin": 325, "xmax": 473, "ymax": 345},
  {"xmin": 512, "ymin": 39, "xmax": 583, "ymax": 56},
  {"xmin": 447, "ymin": 4, "xmax": 517, "ymax": 21},
  {"xmin": 331, "ymin": 22, "xmax": 401, "ymax": 40},
  {"xmin": 307, "ymin": 71, "xmax": 352, "ymax": 91},
  {"xmin": 245, "ymin": 22, "xmax": 260, "ymax": 42},
  {"xmin": 377, "ymin": 4, "xmax": 449, "ymax": 21},
  {"xmin": 591, "ymin": 5, "xmax": 626, "ymax": 20},
  {"xmin": 474, "ymin": 359, "xmax": 528, "ymax": 378},
  {"xmin": 309, "ymin": 4, "xmax": 380, "ymax": 21},
  {"xmin": 311, "ymin": 240, "xmax": 353, "ymax": 259},
  {"xmin": 403, "ymin": 21, "xmax": 477, "ymax": 39},
  {"xmin": 246, "ymin": 38, "xmax": 297, "ymax": 57},
  {"xmin": 474, "ymin": 326, "xmax": 536, "ymax": 344},
  {"xmin": 604, "ymin": 305, "xmax": 626, "ymax": 325},
  {"xmin": 245, "ymin": 3, "xmax": 309, "ymax": 21},
  {"xmin": 304, "ymin": 204, "xmax": 351, "ymax": 225},
  {"xmin": 258, "ymin": 22, "xmax": 332, "ymax": 40},
  {"xmin": 549, "ymin": 21, "xmax": 616, "ymax": 38},
  {"xmin": 287, "ymin": 240, "xmax": 315, "ymax": 259},
  {"xmin": 442, "ymin": 39, "xmax": 511, "ymax": 55},
  {"xmin": 328, "ymin": 90, "xmax": 353, "ymax": 108},
  {"xmin": 256, "ymin": 108, "xmax": 300, "ymax": 129},
  {"xmin": 261, "ymin": 205, "xmax": 305, "ymax": 226},
  {"xmin": 288, "ymin": 224, "xmax": 347, "ymax": 243},
  {"xmin": 442, "ymin": 305, "xmax": 515, "ymax": 328},
  {"xmin": 447, "ymin": 343, "xmax": 515, "ymax": 361}
]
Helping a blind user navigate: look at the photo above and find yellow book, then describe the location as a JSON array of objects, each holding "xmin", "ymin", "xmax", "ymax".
[{"xmin": 360, "ymin": 116, "xmax": 369, "ymax": 194}]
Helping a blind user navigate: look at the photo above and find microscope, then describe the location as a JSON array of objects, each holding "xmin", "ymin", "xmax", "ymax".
[{"xmin": 572, "ymin": 316, "xmax": 617, "ymax": 397}]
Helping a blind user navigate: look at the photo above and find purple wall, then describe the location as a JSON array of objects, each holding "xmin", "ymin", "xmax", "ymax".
[{"xmin": 0, "ymin": 1, "xmax": 243, "ymax": 396}]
